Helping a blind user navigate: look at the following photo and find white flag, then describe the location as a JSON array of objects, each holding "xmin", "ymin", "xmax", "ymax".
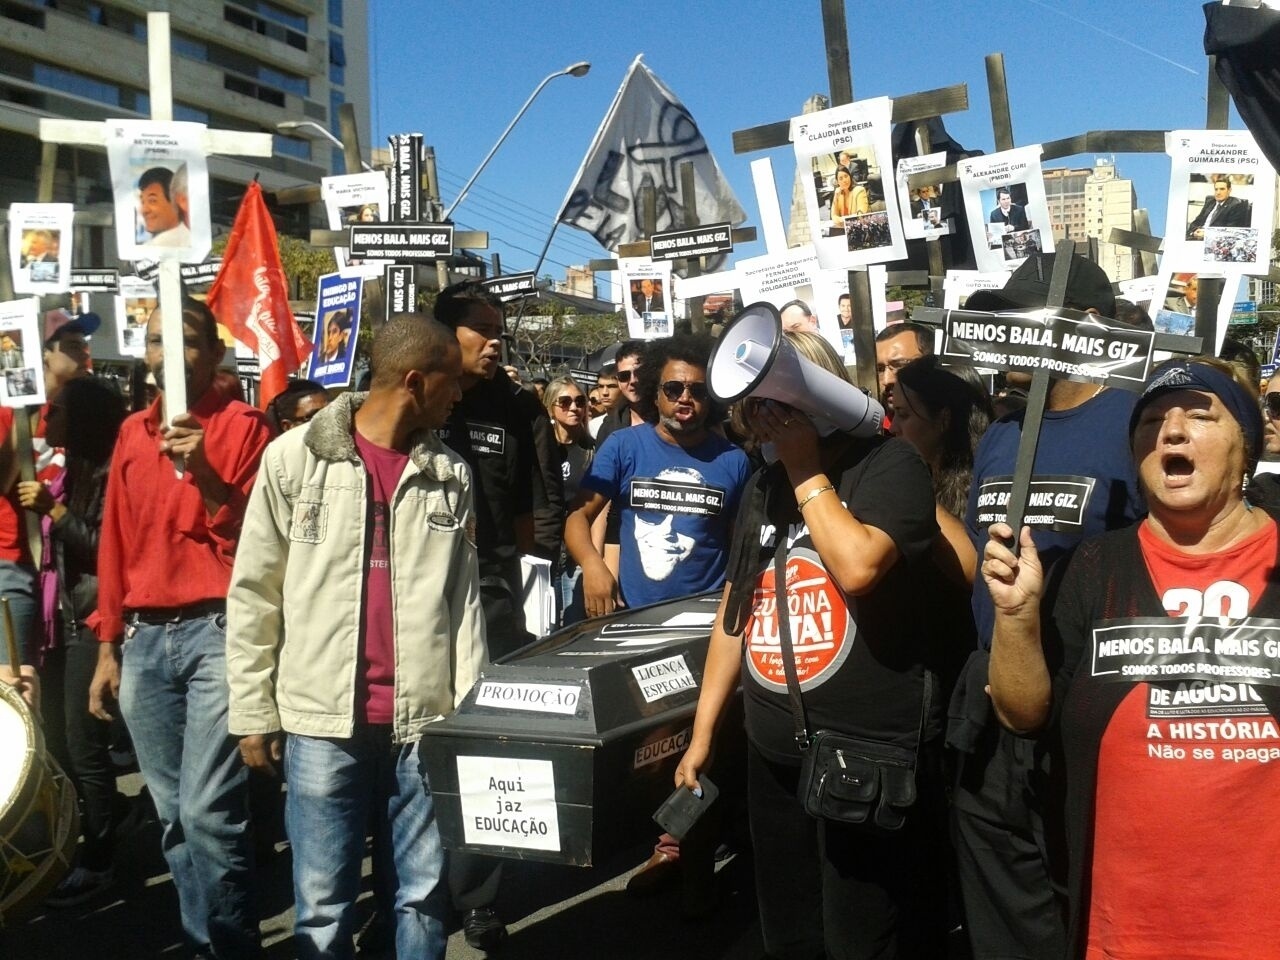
[{"xmin": 558, "ymin": 56, "xmax": 745, "ymax": 261}]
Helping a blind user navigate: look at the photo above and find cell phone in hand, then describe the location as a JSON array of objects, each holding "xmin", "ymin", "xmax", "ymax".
[{"xmin": 652, "ymin": 775, "xmax": 719, "ymax": 841}]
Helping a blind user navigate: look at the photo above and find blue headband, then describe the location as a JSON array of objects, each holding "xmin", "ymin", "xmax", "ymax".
[{"xmin": 1128, "ymin": 359, "xmax": 1263, "ymax": 463}]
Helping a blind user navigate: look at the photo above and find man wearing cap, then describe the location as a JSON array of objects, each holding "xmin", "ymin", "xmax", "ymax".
[
  {"xmin": 949, "ymin": 252, "xmax": 1148, "ymax": 960},
  {"xmin": 434, "ymin": 280, "xmax": 563, "ymax": 951},
  {"xmin": 35, "ymin": 308, "xmax": 100, "ymax": 481}
]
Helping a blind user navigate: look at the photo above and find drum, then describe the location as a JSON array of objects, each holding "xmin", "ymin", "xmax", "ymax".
[{"xmin": 0, "ymin": 681, "xmax": 78, "ymax": 925}]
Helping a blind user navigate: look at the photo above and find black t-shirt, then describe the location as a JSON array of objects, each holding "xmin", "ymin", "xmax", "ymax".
[
  {"xmin": 440, "ymin": 376, "xmax": 536, "ymax": 579},
  {"xmin": 736, "ymin": 437, "xmax": 940, "ymax": 763}
]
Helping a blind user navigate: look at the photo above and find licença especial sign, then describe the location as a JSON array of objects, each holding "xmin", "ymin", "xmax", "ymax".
[
  {"xmin": 650, "ymin": 222, "xmax": 733, "ymax": 262},
  {"xmin": 348, "ymin": 224, "xmax": 453, "ymax": 261}
]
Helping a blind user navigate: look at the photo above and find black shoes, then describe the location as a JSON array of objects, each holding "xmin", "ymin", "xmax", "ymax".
[{"xmin": 462, "ymin": 907, "xmax": 508, "ymax": 952}]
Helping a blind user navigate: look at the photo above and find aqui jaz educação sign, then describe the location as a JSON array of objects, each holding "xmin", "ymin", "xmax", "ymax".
[{"xmin": 941, "ymin": 307, "xmax": 1156, "ymax": 390}]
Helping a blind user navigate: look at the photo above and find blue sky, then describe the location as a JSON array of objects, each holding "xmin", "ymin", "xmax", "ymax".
[{"xmin": 368, "ymin": 0, "xmax": 1226, "ymax": 298}]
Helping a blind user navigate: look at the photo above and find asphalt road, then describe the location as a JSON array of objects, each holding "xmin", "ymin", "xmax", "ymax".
[{"xmin": 3, "ymin": 772, "xmax": 765, "ymax": 960}]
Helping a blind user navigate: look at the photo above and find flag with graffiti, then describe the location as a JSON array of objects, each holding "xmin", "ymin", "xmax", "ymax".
[{"xmin": 557, "ymin": 55, "xmax": 745, "ymax": 269}]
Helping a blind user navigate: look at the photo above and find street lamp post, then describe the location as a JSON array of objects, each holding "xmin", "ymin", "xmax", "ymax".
[
  {"xmin": 275, "ymin": 119, "xmax": 375, "ymax": 171},
  {"xmin": 442, "ymin": 60, "xmax": 590, "ymax": 221}
]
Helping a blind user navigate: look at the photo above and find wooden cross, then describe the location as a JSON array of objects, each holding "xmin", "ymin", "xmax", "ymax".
[
  {"xmin": 906, "ymin": 56, "xmax": 1248, "ymax": 356},
  {"xmin": 38, "ymin": 11, "xmax": 273, "ymax": 421},
  {"xmin": 729, "ymin": 0, "xmax": 971, "ymax": 391},
  {"xmin": 912, "ymin": 240, "xmax": 1202, "ymax": 549}
]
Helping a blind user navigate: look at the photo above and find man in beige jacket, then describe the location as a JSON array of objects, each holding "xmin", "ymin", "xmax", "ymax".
[{"xmin": 227, "ymin": 314, "xmax": 487, "ymax": 960}]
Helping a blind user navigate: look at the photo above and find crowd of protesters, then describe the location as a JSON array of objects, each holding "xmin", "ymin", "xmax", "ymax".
[{"xmin": 2, "ymin": 255, "xmax": 1279, "ymax": 959}]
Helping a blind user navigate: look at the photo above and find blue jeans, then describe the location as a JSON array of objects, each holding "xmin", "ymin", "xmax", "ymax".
[
  {"xmin": 0, "ymin": 560, "xmax": 36, "ymax": 665},
  {"xmin": 118, "ymin": 612, "xmax": 259, "ymax": 959},
  {"xmin": 285, "ymin": 728, "xmax": 448, "ymax": 960}
]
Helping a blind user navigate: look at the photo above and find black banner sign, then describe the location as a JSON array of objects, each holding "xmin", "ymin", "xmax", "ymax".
[
  {"xmin": 1091, "ymin": 618, "xmax": 1280, "ymax": 686},
  {"xmin": 388, "ymin": 132, "xmax": 423, "ymax": 223},
  {"xmin": 482, "ymin": 272, "xmax": 538, "ymax": 303},
  {"xmin": 348, "ymin": 224, "xmax": 453, "ymax": 261},
  {"xmin": 180, "ymin": 259, "xmax": 223, "ymax": 288},
  {"xmin": 972, "ymin": 474, "xmax": 1096, "ymax": 531},
  {"xmin": 941, "ymin": 308, "xmax": 1155, "ymax": 390},
  {"xmin": 132, "ymin": 259, "xmax": 159, "ymax": 282},
  {"xmin": 650, "ymin": 222, "xmax": 733, "ymax": 262},
  {"xmin": 70, "ymin": 268, "xmax": 119, "ymax": 292},
  {"xmin": 385, "ymin": 265, "xmax": 416, "ymax": 322}
]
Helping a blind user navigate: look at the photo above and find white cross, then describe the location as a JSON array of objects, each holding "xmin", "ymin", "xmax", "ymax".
[{"xmin": 37, "ymin": 11, "xmax": 273, "ymax": 420}]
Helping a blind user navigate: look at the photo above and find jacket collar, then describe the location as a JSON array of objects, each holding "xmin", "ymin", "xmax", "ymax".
[{"xmin": 304, "ymin": 391, "xmax": 457, "ymax": 482}]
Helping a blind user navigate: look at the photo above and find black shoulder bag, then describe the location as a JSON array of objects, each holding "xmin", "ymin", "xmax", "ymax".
[{"xmin": 774, "ymin": 538, "xmax": 930, "ymax": 831}]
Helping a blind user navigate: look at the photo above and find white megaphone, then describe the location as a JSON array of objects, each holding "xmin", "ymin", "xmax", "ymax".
[{"xmin": 708, "ymin": 301, "xmax": 883, "ymax": 437}]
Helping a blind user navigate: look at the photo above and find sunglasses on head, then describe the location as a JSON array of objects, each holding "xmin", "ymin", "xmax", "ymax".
[
  {"xmin": 660, "ymin": 380, "xmax": 709, "ymax": 402},
  {"xmin": 554, "ymin": 395, "xmax": 587, "ymax": 409},
  {"xmin": 1266, "ymin": 393, "xmax": 1280, "ymax": 418}
]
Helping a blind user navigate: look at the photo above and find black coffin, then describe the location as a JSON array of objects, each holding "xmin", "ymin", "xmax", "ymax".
[{"xmin": 419, "ymin": 591, "xmax": 730, "ymax": 867}]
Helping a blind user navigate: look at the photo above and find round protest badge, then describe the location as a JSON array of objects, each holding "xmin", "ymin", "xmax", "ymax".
[{"xmin": 744, "ymin": 550, "xmax": 854, "ymax": 692}]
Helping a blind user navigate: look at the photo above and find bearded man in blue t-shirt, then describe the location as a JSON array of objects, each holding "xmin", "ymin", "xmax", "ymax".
[{"xmin": 565, "ymin": 334, "xmax": 750, "ymax": 617}]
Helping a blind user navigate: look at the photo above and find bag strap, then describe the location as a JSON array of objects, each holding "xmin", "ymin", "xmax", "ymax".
[
  {"xmin": 777, "ymin": 456, "xmax": 936, "ymax": 761},
  {"xmin": 773, "ymin": 535, "xmax": 811, "ymax": 750}
]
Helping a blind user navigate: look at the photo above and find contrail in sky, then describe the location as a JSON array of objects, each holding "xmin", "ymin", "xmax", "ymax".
[{"xmin": 1024, "ymin": 0, "xmax": 1201, "ymax": 76}]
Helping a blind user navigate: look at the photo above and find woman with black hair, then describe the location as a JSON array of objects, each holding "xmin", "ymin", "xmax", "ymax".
[
  {"xmin": 17, "ymin": 376, "xmax": 127, "ymax": 906},
  {"xmin": 891, "ymin": 355, "xmax": 994, "ymax": 585}
]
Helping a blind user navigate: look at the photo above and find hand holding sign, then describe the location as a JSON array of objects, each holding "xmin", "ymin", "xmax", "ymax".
[{"xmin": 982, "ymin": 522, "xmax": 1043, "ymax": 618}]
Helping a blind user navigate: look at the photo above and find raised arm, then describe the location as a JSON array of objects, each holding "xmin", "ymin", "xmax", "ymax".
[{"xmin": 982, "ymin": 522, "xmax": 1051, "ymax": 734}]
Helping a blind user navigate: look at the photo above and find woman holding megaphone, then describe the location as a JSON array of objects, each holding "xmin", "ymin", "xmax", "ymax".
[{"xmin": 676, "ymin": 330, "xmax": 951, "ymax": 958}]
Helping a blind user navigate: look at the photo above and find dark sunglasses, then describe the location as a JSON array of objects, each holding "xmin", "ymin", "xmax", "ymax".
[
  {"xmin": 554, "ymin": 395, "xmax": 587, "ymax": 409},
  {"xmin": 615, "ymin": 369, "xmax": 635, "ymax": 382},
  {"xmin": 661, "ymin": 380, "xmax": 709, "ymax": 402},
  {"xmin": 1266, "ymin": 393, "xmax": 1280, "ymax": 418}
]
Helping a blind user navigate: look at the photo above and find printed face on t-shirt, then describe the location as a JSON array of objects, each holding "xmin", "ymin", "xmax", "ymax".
[{"xmin": 635, "ymin": 512, "xmax": 695, "ymax": 580}]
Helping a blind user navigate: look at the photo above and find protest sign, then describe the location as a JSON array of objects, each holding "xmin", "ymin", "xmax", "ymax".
[
  {"xmin": 620, "ymin": 258, "xmax": 674, "ymax": 339},
  {"xmin": 322, "ymin": 171, "xmax": 391, "ymax": 277},
  {"xmin": 940, "ymin": 307, "xmax": 1155, "ymax": 390},
  {"xmin": 1162, "ymin": 130, "xmax": 1275, "ymax": 274},
  {"xmin": 897, "ymin": 152, "xmax": 952, "ymax": 240},
  {"xmin": 650, "ymin": 223, "xmax": 733, "ymax": 262},
  {"xmin": 8, "ymin": 203, "xmax": 73, "ymax": 294},
  {"xmin": 115, "ymin": 275, "xmax": 157, "ymax": 357},
  {"xmin": 958, "ymin": 145, "xmax": 1054, "ymax": 272},
  {"xmin": 790, "ymin": 98, "xmax": 905, "ymax": 270},
  {"xmin": 104, "ymin": 120, "xmax": 210, "ymax": 263},
  {"xmin": 309, "ymin": 272, "xmax": 362, "ymax": 388},
  {"xmin": 0, "ymin": 299, "xmax": 46, "ymax": 407}
]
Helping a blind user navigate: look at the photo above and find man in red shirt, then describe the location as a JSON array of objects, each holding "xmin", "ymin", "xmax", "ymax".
[{"xmin": 90, "ymin": 298, "xmax": 270, "ymax": 960}]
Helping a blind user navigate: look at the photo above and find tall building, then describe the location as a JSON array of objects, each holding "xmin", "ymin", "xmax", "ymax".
[
  {"xmin": 1042, "ymin": 166, "xmax": 1091, "ymax": 243},
  {"xmin": 1042, "ymin": 158, "xmax": 1139, "ymax": 283},
  {"xmin": 1084, "ymin": 158, "xmax": 1138, "ymax": 283},
  {"xmin": 0, "ymin": 0, "xmax": 370, "ymax": 261}
]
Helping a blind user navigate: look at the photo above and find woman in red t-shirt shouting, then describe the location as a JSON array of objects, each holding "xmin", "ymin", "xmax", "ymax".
[{"xmin": 983, "ymin": 356, "xmax": 1280, "ymax": 960}]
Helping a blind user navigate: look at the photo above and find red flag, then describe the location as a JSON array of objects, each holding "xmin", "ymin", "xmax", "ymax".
[{"xmin": 207, "ymin": 181, "xmax": 312, "ymax": 410}]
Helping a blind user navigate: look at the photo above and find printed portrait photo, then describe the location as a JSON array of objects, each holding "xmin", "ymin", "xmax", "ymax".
[
  {"xmin": 1185, "ymin": 172, "xmax": 1254, "ymax": 240},
  {"xmin": 19, "ymin": 228, "xmax": 60, "ymax": 267},
  {"xmin": 0, "ymin": 330, "xmax": 24, "ymax": 370},
  {"xmin": 982, "ymin": 183, "xmax": 1033, "ymax": 249},
  {"xmin": 814, "ymin": 145, "xmax": 885, "ymax": 237}
]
